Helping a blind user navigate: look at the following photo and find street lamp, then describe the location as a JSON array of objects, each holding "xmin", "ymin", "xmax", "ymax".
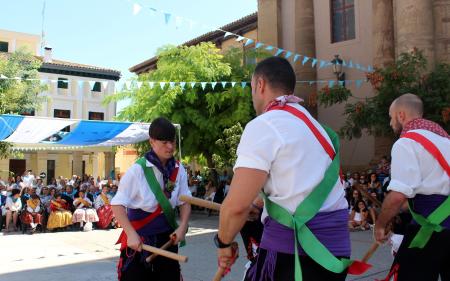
[{"xmin": 331, "ymin": 54, "xmax": 345, "ymax": 87}]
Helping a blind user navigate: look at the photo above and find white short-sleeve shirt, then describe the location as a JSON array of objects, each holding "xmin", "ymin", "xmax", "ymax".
[
  {"xmin": 111, "ymin": 159, "xmax": 191, "ymax": 213},
  {"xmin": 234, "ymin": 103, "xmax": 348, "ymax": 220},
  {"xmin": 388, "ymin": 129, "xmax": 450, "ymax": 198}
]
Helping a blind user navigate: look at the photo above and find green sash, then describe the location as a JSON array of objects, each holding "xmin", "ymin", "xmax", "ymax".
[
  {"xmin": 136, "ymin": 157, "xmax": 185, "ymax": 246},
  {"xmin": 408, "ymin": 197, "xmax": 450, "ymax": 248},
  {"xmin": 262, "ymin": 126, "xmax": 351, "ymax": 281}
]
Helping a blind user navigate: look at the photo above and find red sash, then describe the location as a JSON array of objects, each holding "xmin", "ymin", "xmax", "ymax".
[{"xmin": 402, "ymin": 132, "xmax": 450, "ymax": 176}]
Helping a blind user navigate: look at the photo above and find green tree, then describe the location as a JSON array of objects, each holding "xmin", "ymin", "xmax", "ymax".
[
  {"xmin": 0, "ymin": 50, "xmax": 45, "ymax": 159},
  {"xmin": 317, "ymin": 49, "xmax": 450, "ymax": 139},
  {"xmin": 213, "ymin": 122, "xmax": 244, "ymax": 169},
  {"xmin": 105, "ymin": 43, "xmax": 266, "ymax": 168}
]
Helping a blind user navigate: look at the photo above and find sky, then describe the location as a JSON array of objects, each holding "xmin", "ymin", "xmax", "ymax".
[{"xmin": 0, "ymin": 0, "xmax": 257, "ymax": 80}]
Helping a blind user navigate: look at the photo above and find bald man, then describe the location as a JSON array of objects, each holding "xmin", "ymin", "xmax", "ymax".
[{"xmin": 375, "ymin": 94, "xmax": 450, "ymax": 281}]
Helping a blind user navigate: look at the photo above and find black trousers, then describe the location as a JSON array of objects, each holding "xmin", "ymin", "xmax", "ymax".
[
  {"xmin": 118, "ymin": 231, "xmax": 180, "ymax": 281},
  {"xmin": 244, "ymin": 248, "xmax": 348, "ymax": 281},
  {"xmin": 390, "ymin": 224, "xmax": 450, "ymax": 281}
]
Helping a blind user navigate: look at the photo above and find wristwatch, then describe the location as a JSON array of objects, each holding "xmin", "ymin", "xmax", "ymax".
[{"xmin": 214, "ymin": 233, "xmax": 232, "ymax": 248}]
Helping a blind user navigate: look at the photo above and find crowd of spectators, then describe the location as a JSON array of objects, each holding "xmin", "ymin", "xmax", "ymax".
[{"xmin": 0, "ymin": 170, "xmax": 119, "ymax": 234}]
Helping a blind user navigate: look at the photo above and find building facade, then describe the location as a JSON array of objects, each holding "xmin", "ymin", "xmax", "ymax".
[{"xmin": 0, "ymin": 29, "xmax": 121, "ymax": 183}]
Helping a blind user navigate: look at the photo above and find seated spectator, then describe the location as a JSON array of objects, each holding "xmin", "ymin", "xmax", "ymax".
[
  {"xmin": 63, "ymin": 185, "xmax": 77, "ymax": 200},
  {"xmin": 0, "ymin": 185, "xmax": 7, "ymax": 230},
  {"xmin": 348, "ymin": 189, "xmax": 363, "ymax": 210},
  {"xmin": 349, "ymin": 200, "xmax": 370, "ymax": 231},
  {"xmin": 47, "ymin": 194, "xmax": 73, "ymax": 231},
  {"xmin": 368, "ymin": 173, "xmax": 384, "ymax": 201},
  {"xmin": 366, "ymin": 191, "xmax": 380, "ymax": 226},
  {"xmin": 73, "ymin": 190, "xmax": 98, "ymax": 231},
  {"xmin": 94, "ymin": 186, "xmax": 116, "ymax": 229},
  {"xmin": 21, "ymin": 194, "xmax": 43, "ymax": 233},
  {"xmin": 4, "ymin": 189, "xmax": 22, "ymax": 232},
  {"xmin": 20, "ymin": 187, "xmax": 31, "ymax": 206},
  {"xmin": 108, "ymin": 185, "xmax": 118, "ymax": 197}
]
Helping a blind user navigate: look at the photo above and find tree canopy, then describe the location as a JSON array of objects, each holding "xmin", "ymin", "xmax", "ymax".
[
  {"xmin": 105, "ymin": 42, "xmax": 266, "ymax": 167},
  {"xmin": 317, "ymin": 49, "xmax": 450, "ymax": 139},
  {"xmin": 0, "ymin": 50, "xmax": 45, "ymax": 159}
]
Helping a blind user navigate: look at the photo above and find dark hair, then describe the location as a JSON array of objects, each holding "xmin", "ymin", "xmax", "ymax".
[
  {"xmin": 11, "ymin": 189, "xmax": 20, "ymax": 196},
  {"xmin": 149, "ymin": 117, "xmax": 176, "ymax": 141},
  {"xmin": 354, "ymin": 200, "xmax": 367, "ymax": 213},
  {"xmin": 253, "ymin": 57, "xmax": 296, "ymax": 94}
]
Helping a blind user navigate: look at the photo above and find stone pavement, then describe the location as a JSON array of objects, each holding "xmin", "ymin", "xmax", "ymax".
[{"xmin": 0, "ymin": 212, "xmax": 393, "ymax": 281}]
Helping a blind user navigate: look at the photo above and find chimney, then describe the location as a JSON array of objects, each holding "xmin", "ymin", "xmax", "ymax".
[{"xmin": 44, "ymin": 46, "xmax": 53, "ymax": 63}]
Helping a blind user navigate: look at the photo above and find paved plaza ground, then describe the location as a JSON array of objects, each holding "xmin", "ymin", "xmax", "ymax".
[{"xmin": 0, "ymin": 212, "xmax": 393, "ymax": 281}]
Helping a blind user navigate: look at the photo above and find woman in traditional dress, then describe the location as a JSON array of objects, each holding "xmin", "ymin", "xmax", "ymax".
[
  {"xmin": 47, "ymin": 194, "xmax": 73, "ymax": 231},
  {"xmin": 73, "ymin": 190, "xmax": 98, "ymax": 231},
  {"xmin": 94, "ymin": 186, "xmax": 116, "ymax": 229}
]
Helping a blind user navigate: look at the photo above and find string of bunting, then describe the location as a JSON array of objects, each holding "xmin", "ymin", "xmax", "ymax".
[
  {"xmin": 130, "ymin": 2, "xmax": 374, "ymax": 73},
  {"xmin": 0, "ymin": 74, "xmax": 368, "ymax": 91},
  {"xmin": 117, "ymin": 79, "xmax": 367, "ymax": 91}
]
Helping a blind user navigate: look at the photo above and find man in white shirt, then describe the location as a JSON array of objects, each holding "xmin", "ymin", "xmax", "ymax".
[
  {"xmin": 111, "ymin": 117, "xmax": 191, "ymax": 281},
  {"xmin": 375, "ymin": 94, "xmax": 450, "ymax": 281},
  {"xmin": 216, "ymin": 57, "xmax": 350, "ymax": 281}
]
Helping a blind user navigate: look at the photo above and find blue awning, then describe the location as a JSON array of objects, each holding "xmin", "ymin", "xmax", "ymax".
[
  {"xmin": 57, "ymin": 120, "xmax": 132, "ymax": 145},
  {"xmin": 0, "ymin": 115, "xmax": 25, "ymax": 140}
]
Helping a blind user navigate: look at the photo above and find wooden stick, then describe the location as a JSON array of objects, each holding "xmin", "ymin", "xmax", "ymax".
[
  {"xmin": 212, "ymin": 242, "xmax": 239, "ymax": 281},
  {"xmin": 179, "ymin": 195, "xmax": 221, "ymax": 211},
  {"xmin": 146, "ymin": 239, "xmax": 174, "ymax": 263},
  {"xmin": 362, "ymin": 242, "xmax": 379, "ymax": 263},
  {"xmin": 142, "ymin": 244, "xmax": 188, "ymax": 263}
]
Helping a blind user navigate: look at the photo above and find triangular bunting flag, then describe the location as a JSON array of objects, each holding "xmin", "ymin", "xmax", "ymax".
[
  {"xmin": 190, "ymin": 82, "xmax": 197, "ymax": 88},
  {"xmin": 0, "ymin": 74, "xmax": 7, "ymax": 79},
  {"xmin": 285, "ymin": 51, "xmax": 292, "ymax": 59},
  {"xmin": 224, "ymin": 32, "xmax": 233, "ymax": 38},
  {"xmin": 221, "ymin": 81, "xmax": 227, "ymax": 88},
  {"xmin": 211, "ymin": 82, "xmax": 217, "ymax": 90},
  {"xmin": 201, "ymin": 82, "xmax": 207, "ymax": 90},
  {"xmin": 275, "ymin": 49, "xmax": 284, "ymax": 56},
  {"xmin": 102, "ymin": 81, "xmax": 109, "ymax": 90},
  {"xmin": 88, "ymin": 81, "xmax": 96, "ymax": 89},
  {"xmin": 342, "ymin": 60, "xmax": 347, "ymax": 67},
  {"xmin": 241, "ymin": 82, "xmax": 247, "ymax": 88},
  {"xmin": 367, "ymin": 65, "xmax": 373, "ymax": 72},
  {"xmin": 236, "ymin": 36, "xmax": 245, "ymax": 42},
  {"xmin": 338, "ymin": 81, "xmax": 345, "ymax": 87},
  {"xmin": 164, "ymin": 13, "xmax": 171, "ymax": 25},
  {"xmin": 348, "ymin": 60, "xmax": 353, "ymax": 68},
  {"xmin": 310, "ymin": 59, "xmax": 317, "ymax": 68},
  {"xmin": 319, "ymin": 60, "xmax": 327, "ymax": 68},
  {"xmin": 309, "ymin": 81, "xmax": 315, "ymax": 86},
  {"xmin": 125, "ymin": 81, "xmax": 132, "ymax": 90},
  {"xmin": 133, "ymin": 3, "xmax": 142, "ymax": 15},
  {"xmin": 293, "ymin": 54, "xmax": 301, "ymax": 62},
  {"xmin": 302, "ymin": 56, "xmax": 310, "ymax": 65},
  {"xmin": 244, "ymin": 39, "xmax": 254, "ymax": 46},
  {"xmin": 255, "ymin": 42, "xmax": 264, "ymax": 49},
  {"xmin": 149, "ymin": 82, "xmax": 155, "ymax": 89},
  {"xmin": 175, "ymin": 16, "xmax": 183, "ymax": 29},
  {"xmin": 179, "ymin": 82, "xmax": 186, "ymax": 90},
  {"xmin": 265, "ymin": 45, "xmax": 274, "ymax": 51},
  {"xmin": 328, "ymin": 80, "xmax": 335, "ymax": 88},
  {"xmin": 169, "ymin": 82, "xmax": 176, "ymax": 89},
  {"xmin": 356, "ymin": 80, "xmax": 363, "ymax": 88},
  {"xmin": 159, "ymin": 82, "xmax": 166, "ymax": 89},
  {"xmin": 231, "ymin": 82, "xmax": 236, "ymax": 87},
  {"xmin": 136, "ymin": 82, "xmax": 143, "ymax": 89}
]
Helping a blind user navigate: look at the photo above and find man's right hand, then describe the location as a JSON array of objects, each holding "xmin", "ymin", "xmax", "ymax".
[{"xmin": 127, "ymin": 230, "xmax": 142, "ymax": 252}]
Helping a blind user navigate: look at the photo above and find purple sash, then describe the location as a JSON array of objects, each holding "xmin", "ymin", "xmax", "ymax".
[
  {"xmin": 127, "ymin": 208, "xmax": 172, "ymax": 236},
  {"xmin": 260, "ymin": 208, "xmax": 351, "ymax": 257},
  {"xmin": 411, "ymin": 194, "xmax": 450, "ymax": 229}
]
